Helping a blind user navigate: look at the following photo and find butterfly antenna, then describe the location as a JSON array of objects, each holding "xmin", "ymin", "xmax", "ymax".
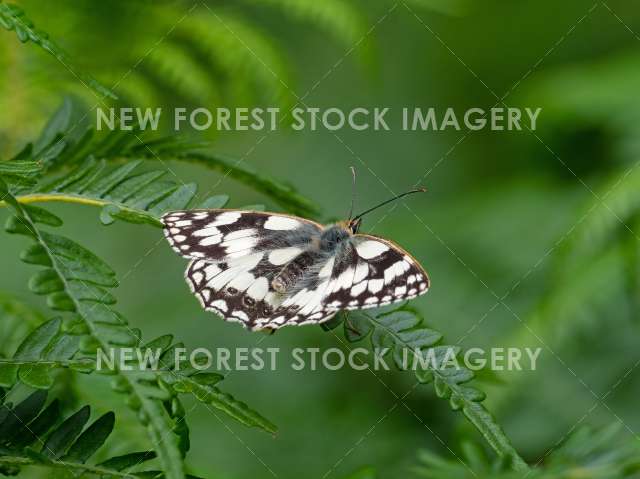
[
  {"xmin": 352, "ymin": 187, "xmax": 426, "ymax": 221},
  {"xmin": 348, "ymin": 166, "xmax": 357, "ymax": 220}
]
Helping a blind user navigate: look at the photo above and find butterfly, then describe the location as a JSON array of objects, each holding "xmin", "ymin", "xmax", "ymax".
[{"xmin": 161, "ymin": 187, "xmax": 429, "ymax": 331}]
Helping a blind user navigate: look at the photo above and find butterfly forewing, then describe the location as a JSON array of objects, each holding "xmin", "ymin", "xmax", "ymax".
[{"xmin": 162, "ymin": 209, "xmax": 322, "ymax": 261}]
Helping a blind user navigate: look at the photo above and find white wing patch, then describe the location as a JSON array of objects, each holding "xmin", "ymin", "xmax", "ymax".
[
  {"xmin": 268, "ymin": 247, "xmax": 303, "ymax": 265},
  {"xmin": 264, "ymin": 216, "xmax": 301, "ymax": 230},
  {"xmin": 355, "ymin": 240, "xmax": 389, "ymax": 259}
]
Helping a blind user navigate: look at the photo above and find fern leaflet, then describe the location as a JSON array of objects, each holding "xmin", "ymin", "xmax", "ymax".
[{"xmin": 337, "ymin": 305, "xmax": 528, "ymax": 472}]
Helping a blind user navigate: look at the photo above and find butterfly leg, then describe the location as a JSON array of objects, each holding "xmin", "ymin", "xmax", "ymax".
[{"xmin": 256, "ymin": 326, "xmax": 277, "ymax": 335}]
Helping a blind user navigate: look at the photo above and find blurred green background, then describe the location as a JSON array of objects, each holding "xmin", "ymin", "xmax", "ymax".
[{"xmin": 1, "ymin": 0, "xmax": 640, "ymax": 477}]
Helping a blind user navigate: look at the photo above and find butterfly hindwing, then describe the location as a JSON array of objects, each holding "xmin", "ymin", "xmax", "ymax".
[
  {"xmin": 185, "ymin": 252, "xmax": 337, "ymax": 330},
  {"xmin": 185, "ymin": 255, "xmax": 279, "ymax": 329}
]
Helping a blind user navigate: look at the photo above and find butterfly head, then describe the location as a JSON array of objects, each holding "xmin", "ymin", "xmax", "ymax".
[
  {"xmin": 347, "ymin": 217, "xmax": 362, "ymax": 234},
  {"xmin": 347, "ymin": 187, "xmax": 426, "ymax": 233}
]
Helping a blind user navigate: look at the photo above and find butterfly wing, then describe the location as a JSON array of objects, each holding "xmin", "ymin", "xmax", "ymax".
[
  {"xmin": 322, "ymin": 234, "xmax": 429, "ymax": 311},
  {"xmin": 162, "ymin": 210, "xmax": 327, "ymax": 330},
  {"xmin": 162, "ymin": 209, "xmax": 322, "ymax": 260}
]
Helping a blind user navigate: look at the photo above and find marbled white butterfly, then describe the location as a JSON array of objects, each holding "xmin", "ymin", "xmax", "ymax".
[{"xmin": 162, "ymin": 186, "xmax": 429, "ymax": 331}]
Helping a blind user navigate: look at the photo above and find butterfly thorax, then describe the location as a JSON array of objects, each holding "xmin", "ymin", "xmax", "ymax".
[
  {"xmin": 319, "ymin": 224, "xmax": 351, "ymax": 251},
  {"xmin": 271, "ymin": 224, "xmax": 351, "ymax": 294}
]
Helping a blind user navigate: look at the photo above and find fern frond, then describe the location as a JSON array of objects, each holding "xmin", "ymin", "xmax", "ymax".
[
  {"xmin": 339, "ymin": 305, "xmax": 528, "ymax": 472},
  {"xmin": 0, "ymin": 2, "xmax": 116, "ymax": 100},
  {"xmin": 413, "ymin": 423, "xmax": 639, "ymax": 478},
  {"xmin": 176, "ymin": 11, "xmax": 294, "ymax": 107},
  {"xmin": 23, "ymin": 157, "xmax": 229, "ymax": 228},
  {"xmin": 250, "ymin": 0, "xmax": 367, "ymax": 48},
  {"xmin": 0, "ymin": 191, "xmax": 187, "ymax": 478},
  {"xmin": 3, "ymin": 100, "xmax": 320, "ymax": 219},
  {"xmin": 141, "ymin": 42, "xmax": 221, "ymax": 106},
  {"xmin": 0, "ymin": 186, "xmax": 276, "ymax": 475},
  {"xmin": 139, "ymin": 150, "xmax": 320, "ymax": 218},
  {"xmin": 0, "ymin": 390, "xmax": 160, "ymax": 477},
  {"xmin": 129, "ymin": 335, "xmax": 277, "ymax": 434}
]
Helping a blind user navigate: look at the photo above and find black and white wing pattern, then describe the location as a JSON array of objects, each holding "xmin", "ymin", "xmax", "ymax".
[
  {"xmin": 322, "ymin": 235, "xmax": 429, "ymax": 312},
  {"xmin": 162, "ymin": 209, "xmax": 321, "ymax": 261},
  {"xmin": 162, "ymin": 209, "xmax": 330, "ymax": 330},
  {"xmin": 162, "ymin": 210, "xmax": 429, "ymax": 331}
]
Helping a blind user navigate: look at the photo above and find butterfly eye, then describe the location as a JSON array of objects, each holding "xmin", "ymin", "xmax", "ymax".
[
  {"xmin": 262, "ymin": 305, "xmax": 272, "ymax": 316},
  {"xmin": 226, "ymin": 287, "xmax": 239, "ymax": 295}
]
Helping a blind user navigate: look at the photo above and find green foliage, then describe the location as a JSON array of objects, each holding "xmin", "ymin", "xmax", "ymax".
[
  {"xmin": 0, "ymin": 293, "xmax": 45, "ymax": 358},
  {"xmin": 413, "ymin": 423, "xmax": 640, "ymax": 479},
  {"xmin": 0, "ymin": 196, "xmax": 275, "ymax": 477},
  {"xmin": 1, "ymin": 190, "xmax": 188, "ymax": 477},
  {"xmin": 246, "ymin": 0, "xmax": 368, "ymax": 51},
  {"xmin": 0, "ymin": 389, "xmax": 162, "ymax": 477},
  {"xmin": 0, "ymin": 318, "xmax": 93, "ymax": 390},
  {"xmin": 338, "ymin": 305, "xmax": 528, "ymax": 471},
  {"xmin": 493, "ymin": 151, "xmax": 640, "ymax": 409},
  {"xmin": 168, "ymin": 10, "xmax": 294, "ymax": 109},
  {"xmin": 0, "ymin": 2, "xmax": 116, "ymax": 100},
  {"xmin": 0, "ymin": 122, "xmax": 278, "ymax": 477},
  {"xmin": 339, "ymin": 466, "xmax": 377, "ymax": 479},
  {"xmin": 4, "ymin": 99, "xmax": 319, "ymax": 220},
  {"xmin": 0, "ymin": 159, "xmax": 42, "ymax": 187}
]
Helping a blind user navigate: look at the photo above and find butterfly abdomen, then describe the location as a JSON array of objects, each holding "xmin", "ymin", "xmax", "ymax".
[
  {"xmin": 272, "ymin": 226, "xmax": 350, "ymax": 294},
  {"xmin": 272, "ymin": 251, "xmax": 317, "ymax": 294}
]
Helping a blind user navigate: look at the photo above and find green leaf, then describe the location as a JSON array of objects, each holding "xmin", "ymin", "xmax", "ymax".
[
  {"xmin": 63, "ymin": 411, "xmax": 115, "ymax": 463},
  {"xmin": 171, "ymin": 378, "xmax": 277, "ymax": 435},
  {"xmin": 22, "ymin": 205, "xmax": 62, "ymax": 227},
  {"xmin": 33, "ymin": 97, "xmax": 74, "ymax": 155},
  {"xmin": 0, "ymin": 390, "xmax": 47, "ymax": 443},
  {"xmin": 97, "ymin": 450, "xmax": 156, "ymax": 471},
  {"xmin": 0, "ymin": 392, "xmax": 154, "ymax": 477},
  {"xmin": 149, "ymin": 183, "xmax": 197, "ymax": 215},
  {"xmin": 11, "ymin": 399, "xmax": 60, "ymax": 449},
  {"xmin": 19, "ymin": 364, "xmax": 56, "ymax": 389},
  {"xmin": 0, "ymin": 160, "xmax": 42, "ymax": 186},
  {"xmin": 197, "ymin": 195, "xmax": 229, "ymax": 209},
  {"xmin": 41, "ymin": 405, "xmax": 90, "ymax": 459},
  {"xmin": 13, "ymin": 318, "xmax": 60, "ymax": 360}
]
